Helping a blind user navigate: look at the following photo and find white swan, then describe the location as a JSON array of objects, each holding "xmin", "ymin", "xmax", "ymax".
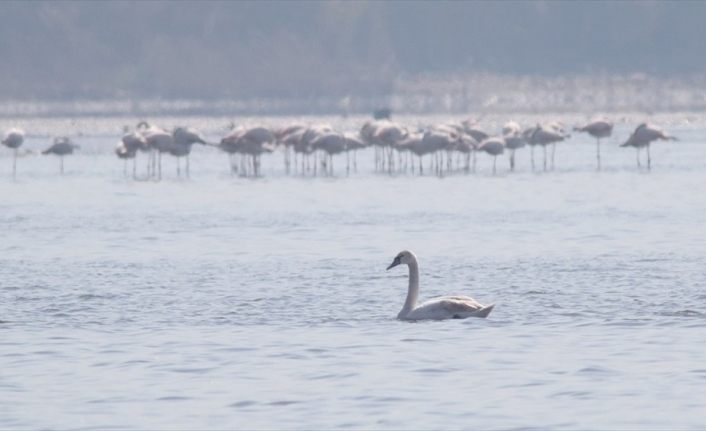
[{"xmin": 387, "ymin": 250, "xmax": 494, "ymax": 320}]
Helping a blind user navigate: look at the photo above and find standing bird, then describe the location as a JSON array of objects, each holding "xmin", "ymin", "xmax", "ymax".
[
  {"xmin": 2, "ymin": 128, "xmax": 24, "ymax": 179},
  {"xmin": 401, "ymin": 132, "xmax": 427, "ymax": 175},
  {"xmin": 478, "ymin": 137, "xmax": 505, "ymax": 175},
  {"xmin": 275, "ymin": 124, "xmax": 306, "ymax": 174},
  {"xmin": 311, "ymin": 131, "xmax": 347, "ymax": 176},
  {"xmin": 115, "ymin": 132, "xmax": 148, "ymax": 178},
  {"xmin": 373, "ymin": 121, "xmax": 408, "ymax": 174},
  {"xmin": 621, "ymin": 123, "xmax": 676, "ymax": 170},
  {"xmin": 115, "ymin": 141, "xmax": 136, "ymax": 177},
  {"xmin": 522, "ymin": 126, "xmax": 540, "ymax": 171},
  {"xmin": 172, "ymin": 127, "xmax": 207, "ymax": 178},
  {"xmin": 42, "ymin": 137, "xmax": 79, "ymax": 174},
  {"xmin": 218, "ymin": 126, "xmax": 275, "ymax": 177},
  {"xmin": 574, "ymin": 119, "xmax": 613, "ymax": 170},
  {"xmin": 218, "ymin": 126, "xmax": 247, "ymax": 175},
  {"xmin": 240, "ymin": 126, "xmax": 276, "ymax": 177},
  {"xmin": 342, "ymin": 132, "xmax": 366, "ymax": 174},
  {"xmin": 528, "ymin": 124, "xmax": 567, "ymax": 171},
  {"xmin": 547, "ymin": 122, "xmax": 570, "ymax": 170},
  {"xmin": 142, "ymin": 127, "xmax": 173, "ymax": 180},
  {"xmin": 502, "ymin": 122, "xmax": 525, "ymax": 172},
  {"xmin": 297, "ymin": 125, "xmax": 333, "ymax": 176}
]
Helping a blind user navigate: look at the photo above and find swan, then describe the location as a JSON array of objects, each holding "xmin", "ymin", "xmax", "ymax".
[{"xmin": 386, "ymin": 250, "xmax": 494, "ymax": 320}]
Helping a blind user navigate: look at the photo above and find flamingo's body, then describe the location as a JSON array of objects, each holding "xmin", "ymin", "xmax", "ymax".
[
  {"xmin": 43, "ymin": 137, "xmax": 79, "ymax": 175},
  {"xmin": 478, "ymin": 137, "xmax": 505, "ymax": 175},
  {"xmin": 621, "ymin": 123, "xmax": 676, "ymax": 169}
]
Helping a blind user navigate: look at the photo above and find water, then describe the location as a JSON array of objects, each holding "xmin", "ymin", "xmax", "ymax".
[{"xmin": 1, "ymin": 115, "xmax": 706, "ymax": 429}]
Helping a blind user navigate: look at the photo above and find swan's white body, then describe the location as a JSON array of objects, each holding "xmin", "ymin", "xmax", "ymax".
[{"xmin": 388, "ymin": 250, "xmax": 494, "ymax": 321}]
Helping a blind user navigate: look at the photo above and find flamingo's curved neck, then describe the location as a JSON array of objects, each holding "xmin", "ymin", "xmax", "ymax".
[{"xmin": 399, "ymin": 256, "xmax": 420, "ymax": 318}]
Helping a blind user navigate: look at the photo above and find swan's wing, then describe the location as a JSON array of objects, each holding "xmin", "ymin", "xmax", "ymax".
[
  {"xmin": 437, "ymin": 296, "xmax": 486, "ymax": 315},
  {"xmin": 440, "ymin": 295, "xmax": 485, "ymax": 309},
  {"xmin": 407, "ymin": 296, "xmax": 491, "ymax": 320}
]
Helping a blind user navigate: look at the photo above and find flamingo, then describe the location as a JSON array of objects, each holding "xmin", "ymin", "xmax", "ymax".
[
  {"xmin": 400, "ymin": 132, "xmax": 427, "ymax": 175},
  {"xmin": 171, "ymin": 127, "xmax": 207, "ymax": 177},
  {"xmin": 242, "ymin": 127, "xmax": 276, "ymax": 177},
  {"xmin": 115, "ymin": 132, "xmax": 148, "ymax": 178},
  {"xmin": 421, "ymin": 128, "xmax": 454, "ymax": 176},
  {"xmin": 361, "ymin": 120, "xmax": 407, "ymax": 174},
  {"xmin": 142, "ymin": 127, "xmax": 173, "ymax": 180},
  {"xmin": 311, "ymin": 131, "xmax": 347, "ymax": 176},
  {"xmin": 621, "ymin": 123, "xmax": 676, "ymax": 170},
  {"xmin": 115, "ymin": 141, "xmax": 136, "ymax": 178},
  {"xmin": 342, "ymin": 132, "xmax": 366, "ymax": 174},
  {"xmin": 528, "ymin": 124, "xmax": 567, "ymax": 171},
  {"xmin": 218, "ymin": 126, "xmax": 275, "ymax": 177},
  {"xmin": 434, "ymin": 123, "xmax": 469, "ymax": 174},
  {"xmin": 297, "ymin": 125, "xmax": 333, "ymax": 176},
  {"xmin": 219, "ymin": 126, "xmax": 247, "ymax": 175},
  {"xmin": 276, "ymin": 124, "xmax": 306, "ymax": 174},
  {"xmin": 360, "ymin": 120, "xmax": 388, "ymax": 172},
  {"xmin": 502, "ymin": 122, "xmax": 525, "ymax": 172},
  {"xmin": 374, "ymin": 121, "xmax": 408, "ymax": 174},
  {"xmin": 478, "ymin": 137, "xmax": 505, "ymax": 175},
  {"xmin": 2, "ymin": 128, "xmax": 24, "ymax": 179},
  {"xmin": 42, "ymin": 137, "xmax": 79, "ymax": 174},
  {"xmin": 575, "ymin": 119, "xmax": 613, "ymax": 170}
]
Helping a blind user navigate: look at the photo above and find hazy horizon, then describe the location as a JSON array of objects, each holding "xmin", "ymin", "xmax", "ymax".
[{"xmin": 2, "ymin": 0, "xmax": 706, "ymax": 105}]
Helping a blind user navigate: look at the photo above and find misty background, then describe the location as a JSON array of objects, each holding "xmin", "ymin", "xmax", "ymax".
[{"xmin": 2, "ymin": 1, "xmax": 706, "ymax": 115}]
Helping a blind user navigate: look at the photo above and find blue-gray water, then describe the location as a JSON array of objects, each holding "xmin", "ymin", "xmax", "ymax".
[{"xmin": 1, "ymin": 115, "xmax": 706, "ymax": 429}]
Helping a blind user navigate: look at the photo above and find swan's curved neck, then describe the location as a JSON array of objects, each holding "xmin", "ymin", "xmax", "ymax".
[{"xmin": 399, "ymin": 256, "xmax": 420, "ymax": 318}]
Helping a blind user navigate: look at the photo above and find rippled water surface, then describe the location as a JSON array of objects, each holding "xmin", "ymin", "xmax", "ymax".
[{"xmin": 1, "ymin": 115, "xmax": 706, "ymax": 429}]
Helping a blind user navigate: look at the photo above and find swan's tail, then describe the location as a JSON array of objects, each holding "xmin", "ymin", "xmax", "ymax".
[{"xmin": 474, "ymin": 304, "xmax": 494, "ymax": 318}]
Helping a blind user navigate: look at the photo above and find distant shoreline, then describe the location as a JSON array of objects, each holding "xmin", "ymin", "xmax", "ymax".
[{"xmin": 2, "ymin": 74, "xmax": 706, "ymax": 118}]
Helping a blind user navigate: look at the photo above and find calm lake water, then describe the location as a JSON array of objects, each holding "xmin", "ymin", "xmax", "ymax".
[{"xmin": 1, "ymin": 114, "xmax": 706, "ymax": 429}]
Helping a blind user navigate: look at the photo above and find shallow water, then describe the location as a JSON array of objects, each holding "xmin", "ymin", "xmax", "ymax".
[{"xmin": 1, "ymin": 115, "xmax": 706, "ymax": 429}]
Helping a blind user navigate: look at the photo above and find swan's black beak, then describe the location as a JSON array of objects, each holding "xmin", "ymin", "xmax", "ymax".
[{"xmin": 386, "ymin": 256, "xmax": 401, "ymax": 270}]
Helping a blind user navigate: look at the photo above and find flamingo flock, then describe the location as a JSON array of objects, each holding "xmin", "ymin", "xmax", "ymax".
[
  {"xmin": 114, "ymin": 124, "xmax": 207, "ymax": 179},
  {"xmin": 0, "ymin": 118, "xmax": 682, "ymax": 179}
]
